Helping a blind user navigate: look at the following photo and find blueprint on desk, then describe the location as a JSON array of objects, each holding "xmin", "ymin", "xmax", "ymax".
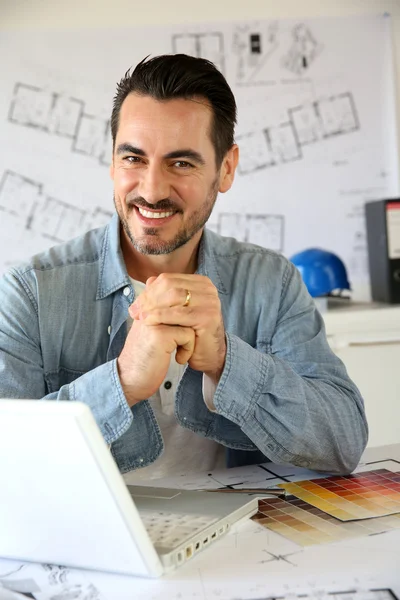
[{"xmin": 1, "ymin": 458, "xmax": 399, "ymax": 600}]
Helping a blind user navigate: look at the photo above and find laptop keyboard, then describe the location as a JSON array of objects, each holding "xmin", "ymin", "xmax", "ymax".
[{"xmin": 139, "ymin": 510, "xmax": 219, "ymax": 548}]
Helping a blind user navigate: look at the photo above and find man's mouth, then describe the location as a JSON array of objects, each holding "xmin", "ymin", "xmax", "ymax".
[
  {"xmin": 133, "ymin": 205, "xmax": 179, "ymax": 227},
  {"xmin": 137, "ymin": 207, "xmax": 176, "ymax": 219}
]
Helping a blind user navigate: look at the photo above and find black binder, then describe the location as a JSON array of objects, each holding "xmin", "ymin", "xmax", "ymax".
[{"xmin": 365, "ymin": 199, "xmax": 400, "ymax": 304}]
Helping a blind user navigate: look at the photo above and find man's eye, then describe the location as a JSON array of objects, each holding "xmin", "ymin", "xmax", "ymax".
[
  {"xmin": 124, "ymin": 156, "xmax": 142, "ymax": 164},
  {"xmin": 174, "ymin": 161, "xmax": 192, "ymax": 169}
]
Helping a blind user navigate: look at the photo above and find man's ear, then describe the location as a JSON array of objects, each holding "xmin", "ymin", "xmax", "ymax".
[
  {"xmin": 110, "ymin": 160, "xmax": 114, "ymax": 180},
  {"xmin": 219, "ymin": 144, "xmax": 239, "ymax": 193}
]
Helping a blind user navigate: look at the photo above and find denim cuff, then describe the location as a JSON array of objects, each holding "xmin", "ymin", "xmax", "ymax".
[
  {"xmin": 70, "ymin": 359, "xmax": 132, "ymax": 444},
  {"xmin": 212, "ymin": 332, "xmax": 269, "ymax": 425}
]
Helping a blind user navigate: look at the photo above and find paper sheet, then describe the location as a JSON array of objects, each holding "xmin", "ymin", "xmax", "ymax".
[{"xmin": 0, "ymin": 14, "xmax": 398, "ymax": 299}]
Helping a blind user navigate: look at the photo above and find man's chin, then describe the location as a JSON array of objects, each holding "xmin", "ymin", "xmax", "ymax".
[
  {"xmin": 131, "ymin": 235, "xmax": 188, "ymax": 256},
  {"xmin": 133, "ymin": 242, "xmax": 172, "ymax": 256}
]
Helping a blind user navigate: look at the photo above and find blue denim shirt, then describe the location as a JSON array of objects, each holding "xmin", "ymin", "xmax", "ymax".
[{"xmin": 0, "ymin": 215, "xmax": 368, "ymax": 474}]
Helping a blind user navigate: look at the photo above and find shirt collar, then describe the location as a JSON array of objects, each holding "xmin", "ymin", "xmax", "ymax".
[
  {"xmin": 96, "ymin": 214, "xmax": 130, "ymax": 300},
  {"xmin": 96, "ymin": 215, "xmax": 227, "ymax": 300},
  {"xmin": 196, "ymin": 228, "xmax": 227, "ymax": 295}
]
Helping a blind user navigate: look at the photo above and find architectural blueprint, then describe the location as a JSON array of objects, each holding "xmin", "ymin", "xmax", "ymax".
[
  {"xmin": 0, "ymin": 171, "xmax": 112, "ymax": 243},
  {"xmin": 0, "ymin": 14, "xmax": 398, "ymax": 299},
  {"xmin": 1, "ymin": 458, "xmax": 399, "ymax": 599}
]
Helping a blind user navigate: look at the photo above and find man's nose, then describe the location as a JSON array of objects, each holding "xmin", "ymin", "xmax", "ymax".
[{"xmin": 137, "ymin": 163, "xmax": 171, "ymax": 205}]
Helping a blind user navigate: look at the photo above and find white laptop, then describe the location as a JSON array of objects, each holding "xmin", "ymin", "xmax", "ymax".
[{"xmin": 0, "ymin": 400, "xmax": 259, "ymax": 577}]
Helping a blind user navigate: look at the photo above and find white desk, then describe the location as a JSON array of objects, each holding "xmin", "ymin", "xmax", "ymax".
[{"xmin": 1, "ymin": 445, "xmax": 399, "ymax": 600}]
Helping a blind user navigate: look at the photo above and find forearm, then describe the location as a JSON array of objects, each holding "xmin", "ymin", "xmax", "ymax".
[
  {"xmin": 47, "ymin": 360, "xmax": 133, "ymax": 444},
  {"xmin": 213, "ymin": 333, "xmax": 368, "ymax": 474},
  {"xmin": 0, "ymin": 354, "xmax": 133, "ymax": 445}
]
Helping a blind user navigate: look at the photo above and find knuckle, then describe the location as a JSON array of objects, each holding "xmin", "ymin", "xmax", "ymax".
[
  {"xmin": 203, "ymin": 300, "xmax": 220, "ymax": 318},
  {"xmin": 198, "ymin": 274, "xmax": 210, "ymax": 284},
  {"xmin": 169, "ymin": 288, "xmax": 182, "ymax": 305},
  {"xmin": 157, "ymin": 272, "xmax": 170, "ymax": 285},
  {"xmin": 209, "ymin": 295, "xmax": 220, "ymax": 307},
  {"xmin": 184, "ymin": 306, "xmax": 195, "ymax": 317}
]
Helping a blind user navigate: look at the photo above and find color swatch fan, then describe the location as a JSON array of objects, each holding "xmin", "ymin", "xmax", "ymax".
[
  {"xmin": 277, "ymin": 469, "xmax": 400, "ymax": 521},
  {"xmin": 251, "ymin": 469, "xmax": 400, "ymax": 546},
  {"xmin": 252, "ymin": 494, "xmax": 400, "ymax": 547}
]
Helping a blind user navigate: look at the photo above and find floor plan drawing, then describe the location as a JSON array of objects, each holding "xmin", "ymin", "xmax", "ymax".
[
  {"xmin": 236, "ymin": 130, "xmax": 278, "ymax": 174},
  {"xmin": 217, "ymin": 213, "xmax": 284, "ymax": 252},
  {"xmin": 30, "ymin": 195, "xmax": 87, "ymax": 242},
  {"xmin": 0, "ymin": 170, "xmax": 42, "ymax": 225},
  {"xmin": 289, "ymin": 93, "xmax": 359, "ymax": 144},
  {"xmin": 0, "ymin": 170, "xmax": 112, "ymax": 243},
  {"xmin": 0, "ymin": 562, "xmax": 104, "ymax": 599},
  {"xmin": 8, "ymin": 83, "xmax": 111, "ymax": 167},
  {"xmin": 8, "ymin": 83, "xmax": 56, "ymax": 131},
  {"xmin": 46, "ymin": 95, "xmax": 84, "ymax": 139},
  {"xmin": 72, "ymin": 115, "xmax": 110, "ymax": 163},
  {"xmin": 9, "ymin": 83, "xmax": 84, "ymax": 139},
  {"xmin": 237, "ymin": 92, "xmax": 359, "ymax": 175},
  {"xmin": 0, "ymin": 14, "xmax": 397, "ymax": 297},
  {"xmin": 268, "ymin": 121, "xmax": 301, "ymax": 163},
  {"xmin": 248, "ymin": 590, "xmax": 398, "ymax": 600},
  {"xmin": 282, "ymin": 23, "xmax": 323, "ymax": 76},
  {"xmin": 172, "ymin": 32, "xmax": 225, "ymax": 74},
  {"xmin": 232, "ymin": 21, "xmax": 279, "ymax": 85},
  {"xmin": 318, "ymin": 93, "xmax": 359, "ymax": 137}
]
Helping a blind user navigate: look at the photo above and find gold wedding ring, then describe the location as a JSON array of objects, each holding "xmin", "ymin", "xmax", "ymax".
[{"xmin": 183, "ymin": 289, "xmax": 191, "ymax": 307}]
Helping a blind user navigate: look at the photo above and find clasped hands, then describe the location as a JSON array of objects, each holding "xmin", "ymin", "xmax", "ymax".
[{"xmin": 117, "ymin": 273, "xmax": 226, "ymax": 407}]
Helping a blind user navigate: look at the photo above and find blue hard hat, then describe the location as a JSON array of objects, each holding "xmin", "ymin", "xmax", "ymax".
[{"xmin": 289, "ymin": 248, "xmax": 351, "ymax": 297}]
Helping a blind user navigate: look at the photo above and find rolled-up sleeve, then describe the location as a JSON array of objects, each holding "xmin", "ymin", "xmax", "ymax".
[
  {"xmin": 212, "ymin": 263, "xmax": 368, "ymax": 474},
  {"xmin": 0, "ymin": 270, "xmax": 132, "ymax": 444}
]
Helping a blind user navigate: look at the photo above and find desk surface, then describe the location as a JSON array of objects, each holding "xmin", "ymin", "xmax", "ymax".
[{"xmin": 1, "ymin": 445, "xmax": 399, "ymax": 600}]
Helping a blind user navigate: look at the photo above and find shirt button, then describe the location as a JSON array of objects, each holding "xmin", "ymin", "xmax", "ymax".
[
  {"xmin": 107, "ymin": 326, "xmax": 111, "ymax": 335},
  {"xmin": 164, "ymin": 380, "xmax": 172, "ymax": 390},
  {"xmin": 123, "ymin": 286, "xmax": 130, "ymax": 296}
]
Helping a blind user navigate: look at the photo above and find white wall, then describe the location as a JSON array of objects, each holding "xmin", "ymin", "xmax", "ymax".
[
  {"xmin": 2, "ymin": 0, "xmax": 399, "ymax": 175},
  {"xmin": 1, "ymin": 1, "xmax": 399, "ymax": 445}
]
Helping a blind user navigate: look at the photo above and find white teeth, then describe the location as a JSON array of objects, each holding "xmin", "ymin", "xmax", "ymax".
[{"xmin": 138, "ymin": 207, "xmax": 175, "ymax": 219}]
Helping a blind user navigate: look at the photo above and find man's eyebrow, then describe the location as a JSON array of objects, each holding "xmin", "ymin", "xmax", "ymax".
[
  {"xmin": 163, "ymin": 149, "xmax": 205, "ymax": 165},
  {"xmin": 115, "ymin": 144, "xmax": 206, "ymax": 166},
  {"xmin": 116, "ymin": 143, "xmax": 146, "ymax": 156}
]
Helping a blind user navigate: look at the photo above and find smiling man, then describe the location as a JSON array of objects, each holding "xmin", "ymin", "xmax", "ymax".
[{"xmin": 0, "ymin": 55, "xmax": 368, "ymax": 477}]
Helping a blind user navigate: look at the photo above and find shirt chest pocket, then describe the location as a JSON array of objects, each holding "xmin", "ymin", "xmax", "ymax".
[{"xmin": 44, "ymin": 367, "xmax": 86, "ymax": 394}]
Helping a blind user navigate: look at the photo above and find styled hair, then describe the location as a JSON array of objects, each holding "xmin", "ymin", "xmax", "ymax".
[{"xmin": 111, "ymin": 54, "xmax": 237, "ymax": 167}]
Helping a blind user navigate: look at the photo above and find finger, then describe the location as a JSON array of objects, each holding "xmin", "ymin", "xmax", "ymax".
[
  {"xmin": 173, "ymin": 326, "xmax": 195, "ymax": 364},
  {"xmin": 130, "ymin": 286, "xmax": 210, "ymax": 318},
  {"xmin": 128, "ymin": 300, "xmax": 148, "ymax": 320},
  {"xmin": 139, "ymin": 304, "xmax": 221, "ymax": 328},
  {"xmin": 129, "ymin": 273, "xmax": 219, "ymax": 318},
  {"xmin": 128, "ymin": 277, "xmax": 157, "ymax": 317},
  {"xmin": 146, "ymin": 276, "xmax": 158, "ymax": 287},
  {"xmin": 176, "ymin": 347, "xmax": 191, "ymax": 365},
  {"xmin": 147, "ymin": 274, "xmax": 217, "ymax": 306}
]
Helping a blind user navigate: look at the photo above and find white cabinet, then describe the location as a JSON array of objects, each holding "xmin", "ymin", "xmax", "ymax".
[{"xmin": 322, "ymin": 302, "xmax": 400, "ymax": 448}]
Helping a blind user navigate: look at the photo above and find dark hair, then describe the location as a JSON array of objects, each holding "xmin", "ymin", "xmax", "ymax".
[{"xmin": 111, "ymin": 54, "xmax": 237, "ymax": 167}]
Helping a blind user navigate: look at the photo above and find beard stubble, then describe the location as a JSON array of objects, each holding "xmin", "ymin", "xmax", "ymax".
[{"xmin": 115, "ymin": 176, "xmax": 219, "ymax": 256}]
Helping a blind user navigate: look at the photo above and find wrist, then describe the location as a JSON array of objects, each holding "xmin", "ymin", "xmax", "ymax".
[
  {"xmin": 204, "ymin": 359, "xmax": 225, "ymax": 386},
  {"xmin": 205, "ymin": 333, "xmax": 226, "ymax": 384},
  {"xmin": 116, "ymin": 358, "xmax": 141, "ymax": 407}
]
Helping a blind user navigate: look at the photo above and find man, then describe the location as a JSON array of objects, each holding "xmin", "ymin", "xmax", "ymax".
[{"xmin": 0, "ymin": 54, "xmax": 368, "ymax": 478}]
